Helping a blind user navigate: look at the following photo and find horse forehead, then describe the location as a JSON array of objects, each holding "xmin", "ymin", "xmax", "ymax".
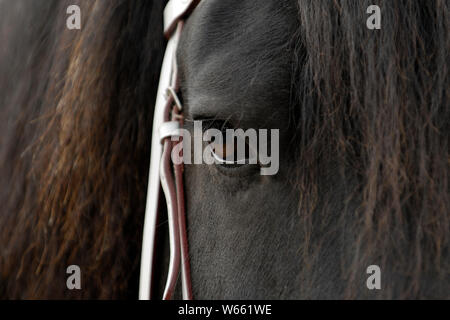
[
  {"xmin": 180, "ymin": 0, "xmax": 296, "ymax": 70},
  {"xmin": 178, "ymin": 0, "xmax": 297, "ymax": 117}
]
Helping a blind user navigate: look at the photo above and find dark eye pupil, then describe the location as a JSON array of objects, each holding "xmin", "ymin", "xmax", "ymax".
[{"xmin": 202, "ymin": 120, "xmax": 257, "ymax": 167}]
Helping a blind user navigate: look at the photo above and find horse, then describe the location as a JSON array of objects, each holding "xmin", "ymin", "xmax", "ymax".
[{"xmin": 0, "ymin": 0, "xmax": 448, "ymax": 299}]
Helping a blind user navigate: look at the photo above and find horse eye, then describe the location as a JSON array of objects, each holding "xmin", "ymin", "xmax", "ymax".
[
  {"xmin": 210, "ymin": 138, "xmax": 256, "ymax": 167},
  {"xmin": 201, "ymin": 120, "xmax": 258, "ymax": 168},
  {"xmin": 211, "ymin": 141, "xmax": 236, "ymax": 162}
]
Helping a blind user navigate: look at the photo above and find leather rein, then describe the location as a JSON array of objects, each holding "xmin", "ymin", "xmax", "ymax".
[{"xmin": 139, "ymin": 0, "xmax": 201, "ymax": 300}]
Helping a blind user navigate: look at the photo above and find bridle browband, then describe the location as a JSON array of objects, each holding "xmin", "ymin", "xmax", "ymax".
[{"xmin": 139, "ymin": 0, "xmax": 201, "ymax": 300}]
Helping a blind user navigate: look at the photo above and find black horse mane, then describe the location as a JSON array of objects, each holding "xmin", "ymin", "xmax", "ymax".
[
  {"xmin": 292, "ymin": 0, "xmax": 449, "ymax": 298},
  {"xmin": 0, "ymin": 0, "xmax": 448, "ymax": 298},
  {"xmin": 0, "ymin": 0, "xmax": 167, "ymax": 298}
]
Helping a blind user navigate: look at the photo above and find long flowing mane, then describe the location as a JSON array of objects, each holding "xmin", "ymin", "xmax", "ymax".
[
  {"xmin": 0, "ymin": 0, "xmax": 448, "ymax": 299},
  {"xmin": 292, "ymin": 0, "xmax": 449, "ymax": 298},
  {"xmin": 0, "ymin": 0, "xmax": 166, "ymax": 298}
]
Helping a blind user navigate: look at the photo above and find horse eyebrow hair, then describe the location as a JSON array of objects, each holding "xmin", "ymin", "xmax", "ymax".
[{"xmin": 184, "ymin": 111, "xmax": 244, "ymax": 130}]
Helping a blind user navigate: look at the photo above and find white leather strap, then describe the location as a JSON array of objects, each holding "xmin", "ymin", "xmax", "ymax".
[
  {"xmin": 160, "ymin": 121, "xmax": 181, "ymax": 142},
  {"xmin": 139, "ymin": 22, "xmax": 181, "ymax": 302},
  {"xmin": 164, "ymin": 0, "xmax": 200, "ymax": 36},
  {"xmin": 139, "ymin": 0, "xmax": 201, "ymax": 301}
]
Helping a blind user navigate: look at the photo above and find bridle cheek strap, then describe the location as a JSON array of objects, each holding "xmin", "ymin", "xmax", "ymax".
[{"xmin": 139, "ymin": 0, "xmax": 200, "ymax": 300}]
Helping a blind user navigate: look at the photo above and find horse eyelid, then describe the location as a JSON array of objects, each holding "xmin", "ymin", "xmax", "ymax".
[{"xmin": 210, "ymin": 143, "xmax": 259, "ymax": 166}]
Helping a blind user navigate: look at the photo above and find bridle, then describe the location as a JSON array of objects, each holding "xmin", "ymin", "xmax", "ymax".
[{"xmin": 139, "ymin": 0, "xmax": 201, "ymax": 300}]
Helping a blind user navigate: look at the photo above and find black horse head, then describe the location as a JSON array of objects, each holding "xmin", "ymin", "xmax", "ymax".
[
  {"xmin": 173, "ymin": 0, "xmax": 449, "ymax": 299},
  {"xmin": 0, "ymin": 0, "xmax": 448, "ymax": 299}
]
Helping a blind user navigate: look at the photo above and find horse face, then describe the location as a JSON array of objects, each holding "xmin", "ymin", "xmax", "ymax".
[
  {"xmin": 164, "ymin": 0, "xmax": 449, "ymax": 300},
  {"xmin": 177, "ymin": 0, "xmax": 313, "ymax": 299}
]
